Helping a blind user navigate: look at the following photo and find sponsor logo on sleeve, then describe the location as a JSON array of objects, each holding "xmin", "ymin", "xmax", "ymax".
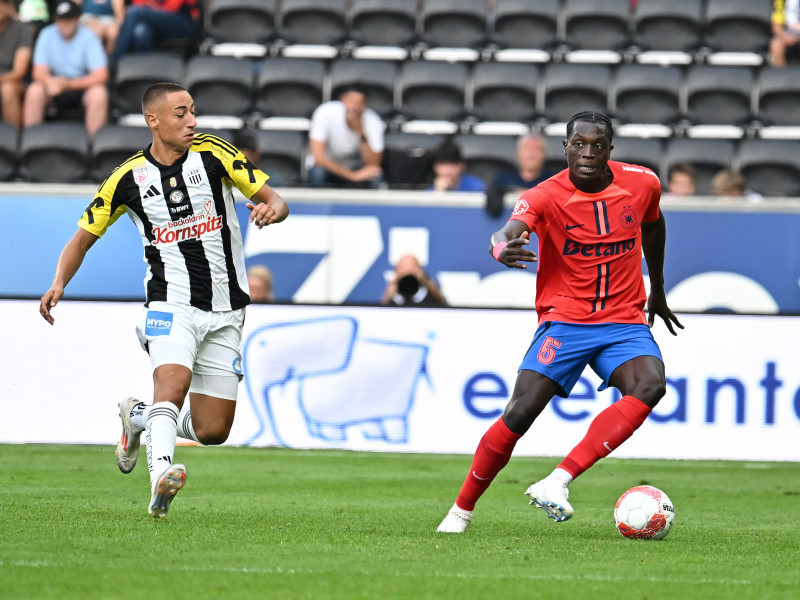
[{"xmin": 512, "ymin": 198, "xmax": 529, "ymax": 216}]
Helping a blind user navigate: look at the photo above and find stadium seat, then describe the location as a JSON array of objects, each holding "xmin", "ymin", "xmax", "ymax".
[
  {"xmin": 185, "ymin": 56, "xmax": 255, "ymax": 119},
  {"xmin": 279, "ymin": 0, "xmax": 347, "ymax": 46},
  {"xmin": 90, "ymin": 125, "xmax": 153, "ymax": 181},
  {"xmin": 703, "ymin": 0, "xmax": 772, "ymax": 56},
  {"xmin": 455, "ymin": 134, "xmax": 518, "ymax": 188},
  {"xmin": 684, "ymin": 65, "xmax": 754, "ymax": 129},
  {"xmin": 398, "ymin": 61, "xmax": 468, "ymax": 123},
  {"xmin": 613, "ymin": 64, "xmax": 682, "ymax": 130},
  {"xmin": 254, "ymin": 57, "xmax": 326, "ymax": 121},
  {"xmin": 112, "ymin": 52, "xmax": 185, "ymax": 119},
  {"xmin": 664, "ymin": 138, "xmax": 736, "ymax": 195},
  {"xmin": 251, "ymin": 129, "xmax": 305, "ymax": 187},
  {"xmin": 492, "ymin": 0, "xmax": 559, "ymax": 56},
  {"xmin": 329, "ymin": 59, "xmax": 398, "ymax": 120},
  {"xmin": 562, "ymin": 0, "xmax": 632, "ymax": 55},
  {"xmin": 633, "ymin": 0, "xmax": 703, "ymax": 63},
  {"xmin": 20, "ymin": 123, "xmax": 89, "ymax": 183},
  {"xmin": 419, "ymin": 0, "xmax": 488, "ymax": 50},
  {"xmin": 470, "ymin": 62, "xmax": 539, "ymax": 124},
  {"xmin": 206, "ymin": 0, "xmax": 277, "ymax": 45},
  {"xmin": 349, "ymin": 0, "xmax": 417, "ymax": 49},
  {"xmin": 382, "ymin": 132, "xmax": 445, "ymax": 188},
  {"xmin": 542, "ymin": 134, "xmax": 568, "ymax": 174},
  {"xmin": 610, "ymin": 137, "xmax": 663, "ymax": 176},
  {"xmin": 541, "ymin": 63, "xmax": 612, "ymax": 126},
  {"xmin": 757, "ymin": 65, "xmax": 800, "ymax": 129},
  {"xmin": 0, "ymin": 123, "xmax": 18, "ymax": 181},
  {"xmin": 737, "ymin": 138, "xmax": 800, "ymax": 197}
]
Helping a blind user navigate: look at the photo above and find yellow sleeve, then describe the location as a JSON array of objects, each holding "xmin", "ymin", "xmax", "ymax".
[
  {"xmin": 195, "ymin": 133, "xmax": 270, "ymax": 198},
  {"xmin": 77, "ymin": 157, "xmax": 137, "ymax": 237},
  {"xmin": 774, "ymin": 0, "xmax": 786, "ymax": 26}
]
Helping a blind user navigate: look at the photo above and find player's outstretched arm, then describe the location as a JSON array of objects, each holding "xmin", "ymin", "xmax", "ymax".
[
  {"xmin": 40, "ymin": 228, "xmax": 98, "ymax": 325},
  {"xmin": 489, "ymin": 220, "xmax": 536, "ymax": 269},
  {"xmin": 641, "ymin": 210, "xmax": 684, "ymax": 335},
  {"xmin": 246, "ymin": 183, "xmax": 289, "ymax": 229}
]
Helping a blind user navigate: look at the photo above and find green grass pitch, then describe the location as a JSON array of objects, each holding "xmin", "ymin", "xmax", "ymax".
[{"xmin": 0, "ymin": 445, "xmax": 798, "ymax": 600}]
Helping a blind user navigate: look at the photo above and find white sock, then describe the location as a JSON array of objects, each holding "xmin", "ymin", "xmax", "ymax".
[
  {"xmin": 451, "ymin": 503, "xmax": 473, "ymax": 516},
  {"xmin": 550, "ymin": 468, "xmax": 574, "ymax": 484},
  {"xmin": 130, "ymin": 401, "xmax": 149, "ymax": 431},
  {"xmin": 145, "ymin": 402, "xmax": 179, "ymax": 488},
  {"xmin": 176, "ymin": 403, "xmax": 199, "ymax": 443}
]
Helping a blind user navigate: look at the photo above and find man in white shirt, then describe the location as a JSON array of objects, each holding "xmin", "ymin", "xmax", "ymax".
[{"xmin": 306, "ymin": 84, "xmax": 384, "ymax": 188}]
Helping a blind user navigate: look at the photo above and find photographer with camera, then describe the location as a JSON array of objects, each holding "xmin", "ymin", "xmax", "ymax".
[{"xmin": 380, "ymin": 254, "xmax": 447, "ymax": 307}]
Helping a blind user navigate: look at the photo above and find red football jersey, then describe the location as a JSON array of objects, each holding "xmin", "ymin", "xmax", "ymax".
[{"xmin": 510, "ymin": 160, "xmax": 661, "ymax": 325}]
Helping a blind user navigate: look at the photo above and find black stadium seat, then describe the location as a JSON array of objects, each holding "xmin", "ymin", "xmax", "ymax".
[
  {"xmin": 455, "ymin": 134, "xmax": 518, "ymax": 187},
  {"xmin": 255, "ymin": 58, "xmax": 326, "ymax": 119},
  {"xmin": 684, "ymin": 65, "xmax": 754, "ymax": 127},
  {"xmin": 0, "ymin": 123, "xmax": 18, "ymax": 181},
  {"xmin": 633, "ymin": 0, "xmax": 704, "ymax": 53},
  {"xmin": 382, "ymin": 132, "xmax": 445, "ymax": 188},
  {"xmin": 398, "ymin": 61, "xmax": 468, "ymax": 122},
  {"xmin": 349, "ymin": 0, "xmax": 417, "ymax": 48},
  {"xmin": 610, "ymin": 137, "xmax": 663, "ymax": 176},
  {"xmin": 470, "ymin": 62, "xmax": 539, "ymax": 123},
  {"xmin": 562, "ymin": 0, "xmax": 632, "ymax": 52},
  {"xmin": 492, "ymin": 0, "xmax": 560, "ymax": 51},
  {"xmin": 252, "ymin": 129, "xmax": 306, "ymax": 187},
  {"xmin": 541, "ymin": 63, "xmax": 612, "ymax": 124},
  {"xmin": 185, "ymin": 56, "xmax": 255, "ymax": 117},
  {"xmin": 420, "ymin": 0, "xmax": 488, "ymax": 48},
  {"xmin": 737, "ymin": 139, "xmax": 800, "ymax": 197},
  {"xmin": 113, "ymin": 52, "xmax": 185, "ymax": 116},
  {"xmin": 757, "ymin": 65, "xmax": 800, "ymax": 127},
  {"xmin": 280, "ymin": 0, "xmax": 347, "ymax": 46},
  {"xmin": 20, "ymin": 123, "xmax": 89, "ymax": 183},
  {"xmin": 703, "ymin": 0, "xmax": 772, "ymax": 54},
  {"xmin": 329, "ymin": 59, "xmax": 398, "ymax": 119},
  {"xmin": 90, "ymin": 125, "xmax": 153, "ymax": 181},
  {"xmin": 206, "ymin": 0, "xmax": 278, "ymax": 44},
  {"xmin": 664, "ymin": 138, "xmax": 736, "ymax": 195},
  {"xmin": 613, "ymin": 64, "xmax": 682, "ymax": 126}
]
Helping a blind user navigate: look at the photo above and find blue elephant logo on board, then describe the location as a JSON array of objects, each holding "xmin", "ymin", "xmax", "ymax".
[{"xmin": 243, "ymin": 316, "xmax": 430, "ymax": 447}]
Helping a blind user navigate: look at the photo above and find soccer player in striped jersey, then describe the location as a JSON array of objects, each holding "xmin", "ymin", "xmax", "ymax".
[
  {"xmin": 437, "ymin": 112, "xmax": 683, "ymax": 533},
  {"xmin": 39, "ymin": 82, "xmax": 289, "ymax": 519}
]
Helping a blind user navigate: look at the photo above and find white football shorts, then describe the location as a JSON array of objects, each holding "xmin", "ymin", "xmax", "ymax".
[{"xmin": 135, "ymin": 301, "xmax": 245, "ymax": 400}]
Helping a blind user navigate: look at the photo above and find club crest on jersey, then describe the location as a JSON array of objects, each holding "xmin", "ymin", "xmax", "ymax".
[
  {"xmin": 186, "ymin": 168, "xmax": 203, "ymax": 186},
  {"xmin": 619, "ymin": 206, "xmax": 639, "ymax": 230},
  {"xmin": 133, "ymin": 167, "xmax": 148, "ymax": 185},
  {"xmin": 512, "ymin": 198, "xmax": 529, "ymax": 216},
  {"xmin": 169, "ymin": 190, "xmax": 184, "ymax": 203}
]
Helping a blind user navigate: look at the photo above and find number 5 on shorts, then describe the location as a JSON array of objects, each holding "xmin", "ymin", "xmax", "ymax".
[{"xmin": 537, "ymin": 336, "xmax": 561, "ymax": 365}]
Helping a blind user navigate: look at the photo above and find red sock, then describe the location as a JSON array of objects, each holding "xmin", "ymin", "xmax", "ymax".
[
  {"xmin": 455, "ymin": 417, "xmax": 522, "ymax": 511},
  {"xmin": 558, "ymin": 395, "xmax": 651, "ymax": 479}
]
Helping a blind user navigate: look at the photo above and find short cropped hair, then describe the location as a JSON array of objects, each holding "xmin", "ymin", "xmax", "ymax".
[
  {"xmin": 433, "ymin": 140, "xmax": 464, "ymax": 164},
  {"xmin": 566, "ymin": 111, "xmax": 614, "ymax": 144},
  {"xmin": 142, "ymin": 82, "xmax": 188, "ymax": 114}
]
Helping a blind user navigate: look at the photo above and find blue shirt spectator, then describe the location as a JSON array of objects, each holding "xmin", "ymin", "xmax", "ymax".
[{"xmin": 428, "ymin": 140, "xmax": 486, "ymax": 192}]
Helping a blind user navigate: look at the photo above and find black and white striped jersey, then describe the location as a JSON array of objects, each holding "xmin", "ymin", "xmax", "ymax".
[{"xmin": 78, "ymin": 133, "xmax": 269, "ymax": 311}]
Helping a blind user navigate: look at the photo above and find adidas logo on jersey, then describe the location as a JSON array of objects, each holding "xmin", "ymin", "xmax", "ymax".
[{"xmin": 143, "ymin": 185, "xmax": 160, "ymax": 199}]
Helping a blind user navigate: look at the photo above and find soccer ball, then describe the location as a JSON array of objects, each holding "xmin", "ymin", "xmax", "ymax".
[{"xmin": 614, "ymin": 485, "xmax": 675, "ymax": 540}]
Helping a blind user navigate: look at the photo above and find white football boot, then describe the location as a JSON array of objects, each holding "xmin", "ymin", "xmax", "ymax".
[
  {"xmin": 148, "ymin": 464, "xmax": 187, "ymax": 520},
  {"xmin": 436, "ymin": 510, "xmax": 473, "ymax": 533},
  {"xmin": 115, "ymin": 397, "xmax": 144, "ymax": 474},
  {"xmin": 525, "ymin": 478, "xmax": 574, "ymax": 522}
]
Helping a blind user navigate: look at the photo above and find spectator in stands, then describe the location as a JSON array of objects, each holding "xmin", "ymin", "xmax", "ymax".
[
  {"xmin": 486, "ymin": 134, "xmax": 555, "ymax": 216},
  {"xmin": 111, "ymin": 0, "xmax": 200, "ymax": 65},
  {"xmin": 247, "ymin": 264, "xmax": 275, "ymax": 303},
  {"xmin": 78, "ymin": 0, "xmax": 124, "ymax": 55},
  {"xmin": 429, "ymin": 140, "xmax": 486, "ymax": 192},
  {"xmin": 380, "ymin": 254, "xmax": 447, "ymax": 307},
  {"xmin": 770, "ymin": 0, "xmax": 800, "ymax": 67},
  {"xmin": 23, "ymin": 0, "xmax": 108, "ymax": 139},
  {"xmin": 306, "ymin": 84, "xmax": 384, "ymax": 188},
  {"xmin": 0, "ymin": 0, "xmax": 32, "ymax": 127},
  {"xmin": 663, "ymin": 163, "xmax": 696, "ymax": 198},
  {"xmin": 711, "ymin": 168, "xmax": 763, "ymax": 201}
]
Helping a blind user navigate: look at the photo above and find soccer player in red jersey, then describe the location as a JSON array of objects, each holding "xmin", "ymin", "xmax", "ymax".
[{"xmin": 437, "ymin": 111, "xmax": 684, "ymax": 533}]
